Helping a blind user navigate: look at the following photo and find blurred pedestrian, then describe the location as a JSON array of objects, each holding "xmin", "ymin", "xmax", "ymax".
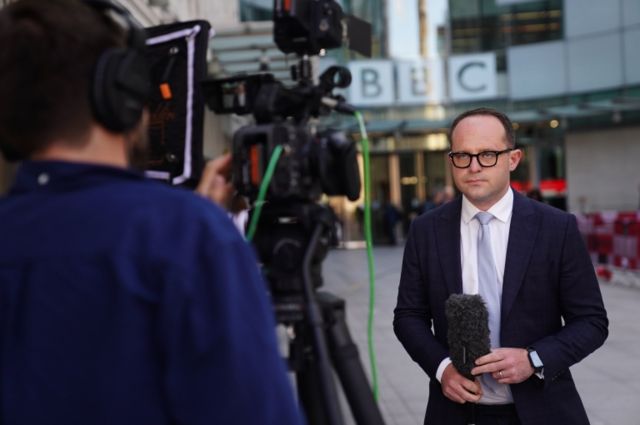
[
  {"xmin": 382, "ymin": 200, "xmax": 401, "ymax": 245},
  {"xmin": 526, "ymin": 187, "xmax": 543, "ymax": 202}
]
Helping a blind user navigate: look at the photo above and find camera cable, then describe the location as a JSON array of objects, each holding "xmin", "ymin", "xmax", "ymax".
[
  {"xmin": 245, "ymin": 145, "xmax": 284, "ymax": 242},
  {"xmin": 355, "ymin": 111, "xmax": 380, "ymax": 402},
  {"xmin": 242, "ymin": 113, "xmax": 381, "ymax": 403}
]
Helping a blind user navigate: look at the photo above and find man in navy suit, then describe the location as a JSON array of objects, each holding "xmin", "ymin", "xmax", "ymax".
[{"xmin": 394, "ymin": 108, "xmax": 608, "ymax": 425}]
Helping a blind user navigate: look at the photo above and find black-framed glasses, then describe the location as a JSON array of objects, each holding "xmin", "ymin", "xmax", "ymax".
[{"xmin": 448, "ymin": 149, "xmax": 513, "ymax": 169}]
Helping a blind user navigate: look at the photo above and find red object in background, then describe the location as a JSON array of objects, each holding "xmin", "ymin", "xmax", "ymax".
[
  {"xmin": 612, "ymin": 255, "xmax": 639, "ymax": 270},
  {"xmin": 511, "ymin": 179, "xmax": 567, "ymax": 196},
  {"xmin": 595, "ymin": 265, "xmax": 612, "ymax": 281},
  {"xmin": 616, "ymin": 211, "xmax": 639, "ymax": 221},
  {"xmin": 594, "ymin": 234, "xmax": 613, "ymax": 255},
  {"xmin": 580, "ymin": 209, "xmax": 640, "ymax": 271},
  {"xmin": 539, "ymin": 179, "xmax": 566, "ymax": 195},
  {"xmin": 613, "ymin": 213, "xmax": 640, "ymax": 236},
  {"xmin": 614, "ymin": 221, "xmax": 640, "ymax": 235},
  {"xmin": 510, "ymin": 181, "xmax": 531, "ymax": 193},
  {"xmin": 590, "ymin": 213, "xmax": 604, "ymax": 226}
]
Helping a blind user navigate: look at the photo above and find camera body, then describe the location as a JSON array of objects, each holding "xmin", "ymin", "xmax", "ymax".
[
  {"xmin": 203, "ymin": 65, "xmax": 361, "ymax": 204},
  {"xmin": 233, "ymin": 122, "xmax": 319, "ymax": 201},
  {"xmin": 273, "ymin": 0, "xmax": 344, "ymax": 55},
  {"xmin": 232, "ymin": 122, "xmax": 360, "ymax": 202}
]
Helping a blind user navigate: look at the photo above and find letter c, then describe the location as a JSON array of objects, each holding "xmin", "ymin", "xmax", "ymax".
[{"xmin": 457, "ymin": 61, "xmax": 486, "ymax": 93}]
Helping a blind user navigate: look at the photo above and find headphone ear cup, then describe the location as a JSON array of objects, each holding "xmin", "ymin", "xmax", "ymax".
[{"xmin": 91, "ymin": 47, "xmax": 150, "ymax": 132}]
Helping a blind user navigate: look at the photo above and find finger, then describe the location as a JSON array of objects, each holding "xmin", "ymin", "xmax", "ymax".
[
  {"xmin": 471, "ymin": 363, "xmax": 499, "ymax": 376},
  {"xmin": 445, "ymin": 392, "xmax": 465, "ymax": 404},
  {"xmin": 196, "ymin": 154, "xmax": 232, "ymax": 196},
  {"xmin": 443, "ymin": 377, "xmax": 472, "ymax": 404},
  {"xmin": 497, "ymin": 369, "xmax": 521, "ymax": 384},
  {"xmin": 443, "ymin": 386, "xmax": 466, "ymax": 404},
  {"xmin": 209, "ymin": 153, "xmax": 233, "ymax": 178},
  {"xmin": 210, "ymin": 179, "xmax": 233, "ymax": 206},
  {"xmin": 497, "ymin": 376, "xmax": 510, "ymax": 384},
  {"xmin": 450, "ymin": 376, "xmax": 482, "ymax": 401},
  {"xmin": 196, "ymin": 162, "xmax": 217, "ymax": 196},
  {"xmin": 474, "ymin": 351, "xmax": 501, "ymax": 366},
  {"xmin": 460, "ymin": 381, "xmax": 482, "ymax": 402},
  {"xmin": 466, "ymin": 379, "xmax": 483, "ymax": 396},
  {"xmin": 454, "ymin": 386, "xmax": 477, "ymax": 404}
]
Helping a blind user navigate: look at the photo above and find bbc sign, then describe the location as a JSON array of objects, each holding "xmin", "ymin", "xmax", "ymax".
[{"xmin": 347, "ymin": 52, "xmax": 497, "ymax": 107}]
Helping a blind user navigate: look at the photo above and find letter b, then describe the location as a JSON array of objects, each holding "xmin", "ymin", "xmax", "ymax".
[{"xmin": 361, "ymin": 69, "xmax": 382, "ymax": 98}]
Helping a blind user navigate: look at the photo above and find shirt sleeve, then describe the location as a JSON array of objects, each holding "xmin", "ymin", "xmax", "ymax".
[{"xmin": 436, "ymin": 357, "xmax": 452, "ymax": 383}]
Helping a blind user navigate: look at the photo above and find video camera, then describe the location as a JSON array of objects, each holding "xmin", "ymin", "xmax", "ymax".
[
  {"xmin": 199, "ymin": 5, "xmax": 385, "ymax": 424},
  {"xmin": 204, "ymin": 69, "xmax": 360, "ymax": 202},
  {"xmin": 202, "ymin": 0, "xmax": 371, "ymax": 204}
]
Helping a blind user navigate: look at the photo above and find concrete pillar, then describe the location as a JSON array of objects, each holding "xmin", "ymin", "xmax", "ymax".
[
  {"xmin": 389, "ymin": 153, "xmax": 401, "ymax": 205},
  {"xmin": 415, "ymin": 151, "xmax": 426, "ymax": 201}
]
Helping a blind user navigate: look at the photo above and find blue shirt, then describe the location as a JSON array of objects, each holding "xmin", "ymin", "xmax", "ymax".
[{"xmin": 0, "ymin": 161, "xmax": 304, "ymax": 425}]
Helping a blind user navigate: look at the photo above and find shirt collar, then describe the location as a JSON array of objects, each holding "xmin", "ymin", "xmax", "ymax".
[
  {"xmin": 461, "ymin": 187, "xmax": 514, "ymax": 224},
  {"xmin": 9, "ymin": 160, "xmax": 144, "ymax": 195}
]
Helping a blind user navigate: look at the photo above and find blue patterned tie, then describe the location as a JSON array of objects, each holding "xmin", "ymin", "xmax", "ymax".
[{"xmin": 475, "ymin": 211, "xmax": 502, "ymax": 393}]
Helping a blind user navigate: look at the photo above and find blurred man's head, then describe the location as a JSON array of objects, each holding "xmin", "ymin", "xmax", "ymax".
[
  {"xmin": 448, "ymin": 108, "xmax": 522, "ymax": 211},
  {"xmin": 0, "ymin": 0, "xmax": 148, "ymax": 165}
]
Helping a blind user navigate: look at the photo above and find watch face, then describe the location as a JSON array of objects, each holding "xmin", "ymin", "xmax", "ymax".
[{"xmin": 529, "ymin": 350, "xmax": 543, "ymax": 368}]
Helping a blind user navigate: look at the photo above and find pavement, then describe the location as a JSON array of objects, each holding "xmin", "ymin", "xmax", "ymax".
[{"xmin": 315, "ymin": 246, "xmax": 640, "ymax": 425}]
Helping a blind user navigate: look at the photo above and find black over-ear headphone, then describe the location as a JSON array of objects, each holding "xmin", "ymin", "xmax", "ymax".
[{"xmin": 85, "ymin": 0, "xmax": 150, "ymax": 132}]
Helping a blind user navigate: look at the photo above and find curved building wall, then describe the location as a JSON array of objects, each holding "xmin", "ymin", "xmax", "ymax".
[{"xmin": 566, "ymin": 125, "xmax": 640, "ymax": 213}]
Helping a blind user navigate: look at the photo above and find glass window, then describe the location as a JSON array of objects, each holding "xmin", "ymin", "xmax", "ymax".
[
  {"xmin": 239, "ymin": 0, "xmax": 272, "ymax": 21},
  {"xmin": 449, "ymin": 0, "xmax": 563, "ymax": 53}
]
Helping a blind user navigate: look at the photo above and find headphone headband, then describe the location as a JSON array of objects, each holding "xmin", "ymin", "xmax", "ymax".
[
  {"xmin": 83, "ymin": 0, "xmax": 146, "ymax": 51},
  {"xmin": 85, "ymin": 0, "xmax": 150, "ymax": 132}
]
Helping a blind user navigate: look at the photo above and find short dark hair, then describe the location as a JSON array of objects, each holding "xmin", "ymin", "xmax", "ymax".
[
  {"xmin": 448, "ymin": 107, "xmax": 516, "ymax": 149},
  {"xmin": 0, "ymin": 0, "xmax": 122, "ymax": 158}
]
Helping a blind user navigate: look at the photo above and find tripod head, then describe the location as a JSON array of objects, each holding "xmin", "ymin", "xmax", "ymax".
[{"xmin": 250, "ymin": 201, "xmax": 336, "ymax": 320}]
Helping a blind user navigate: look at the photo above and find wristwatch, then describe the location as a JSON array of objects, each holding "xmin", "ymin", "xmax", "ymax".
[{"xmin": 527, "ymin": 347, "xmax": 544, "ymax": 375}]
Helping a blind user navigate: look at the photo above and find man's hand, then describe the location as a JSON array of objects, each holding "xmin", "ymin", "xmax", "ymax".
[
  {"xmin": 441, "ymin": 364, "xmax": 483, "ymax": 404},
  {"xmin": 196, "ymin": 153, "xmax": 233, "ymax": 208},
  {"xmin": 471, "ymin": 348, "xmax": 534, "ymax": 385}
]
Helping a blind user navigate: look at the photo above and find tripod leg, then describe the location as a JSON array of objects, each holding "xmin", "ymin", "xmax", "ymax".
[
  {"xmin": 317, "ymin": 291, "xmax": 386, "ymax": 425},
  {"xmin": 298, "ymin": 225, "xmax": 345, "ymax": 425},
  {"xmin": 293, "ymin": 321, "xmax": 331, "ymax": 425}
]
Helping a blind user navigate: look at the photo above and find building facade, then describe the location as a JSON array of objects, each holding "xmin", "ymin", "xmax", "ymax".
[
  {"xmin": 2, "ymin": 0, "xmax": 638, "ymax": 242},
  {"xmin": 342, "ymin": 0, "xmax": 640, "ymax": 221}
]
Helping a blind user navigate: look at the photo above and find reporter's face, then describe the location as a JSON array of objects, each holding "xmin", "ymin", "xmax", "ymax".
[{"xmin": 449, "ymin": 115, "xmax": 521, "ymax": 211}]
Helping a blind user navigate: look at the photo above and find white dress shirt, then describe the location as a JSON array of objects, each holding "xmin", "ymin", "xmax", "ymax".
[{"xmin": 436, "ymin": 188, "xmax": 514, "ymax": 404}]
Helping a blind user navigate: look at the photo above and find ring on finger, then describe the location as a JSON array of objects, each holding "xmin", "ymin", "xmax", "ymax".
[{"xmin": 499, "ymin": 370, "xmax": 504, "ymax": 378}]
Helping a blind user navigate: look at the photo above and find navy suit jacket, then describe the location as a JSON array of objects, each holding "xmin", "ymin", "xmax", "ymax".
[{"xmin": 394, "ymin": 191, "xmax": 608, "ymax": 425}]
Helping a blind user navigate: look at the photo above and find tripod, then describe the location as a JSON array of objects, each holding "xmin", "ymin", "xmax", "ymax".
[{"xmin": 252, "ymin": 202, "xmax": 385, "ymax": 425}]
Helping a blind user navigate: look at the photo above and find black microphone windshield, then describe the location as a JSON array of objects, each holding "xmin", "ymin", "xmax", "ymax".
[{"xmin": 445, "ymin": 294, "xmax": 491, "ymax": 380}]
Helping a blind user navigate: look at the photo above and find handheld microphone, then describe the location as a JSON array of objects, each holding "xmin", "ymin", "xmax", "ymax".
[{"xmin": 445, "ymin": 294, "xmax": 491, "ymax": 380}]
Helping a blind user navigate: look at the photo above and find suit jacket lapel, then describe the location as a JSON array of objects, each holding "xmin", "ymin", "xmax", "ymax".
[
  {"xmin": 435, "ymin": 197, "xmax": 463, "ymax": 295},
  {"xmin": 501, "ymin": 191, "xmax": 539, "ymax": 324}
]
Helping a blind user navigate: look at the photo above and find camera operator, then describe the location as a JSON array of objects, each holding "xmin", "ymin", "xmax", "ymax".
[{"xmin": 0, "ymin": 1, "xmax": 304, "ymax": 424}]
